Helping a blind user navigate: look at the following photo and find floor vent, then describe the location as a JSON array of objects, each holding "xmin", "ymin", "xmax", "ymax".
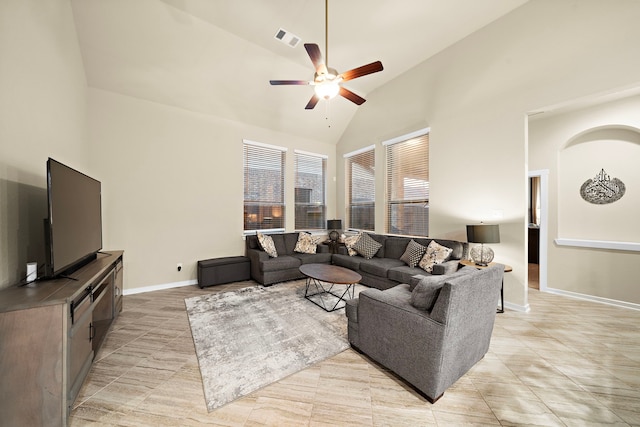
[{"xmin": 274, "ymin": 28, "xmax": 301, "ymax": 48}]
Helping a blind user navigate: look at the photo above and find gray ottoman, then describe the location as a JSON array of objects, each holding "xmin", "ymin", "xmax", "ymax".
[{"xmin": 197, "ymin": 256, "xmax": 251, "ymax": 288}]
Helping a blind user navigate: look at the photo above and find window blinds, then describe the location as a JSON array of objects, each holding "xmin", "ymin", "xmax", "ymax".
[
  {"xmin": 345, "ymin": 147, "xmax": 375, "ymax": 231},
  {"xmin": 385, "ymin": 133, "xmax": 429, "ymax": 236},
  {"xmin": 243, "ymin": 141, "xmax": 286, "ymax": 232},
  {"xmin": 294, "ymin": 152, "xmax": 326, "ymax": 230}
]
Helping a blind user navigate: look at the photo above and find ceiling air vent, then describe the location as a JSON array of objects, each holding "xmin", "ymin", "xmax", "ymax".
[{"xmin": 274, "ymin": 28, "xmax": 301, "ymax": 48}]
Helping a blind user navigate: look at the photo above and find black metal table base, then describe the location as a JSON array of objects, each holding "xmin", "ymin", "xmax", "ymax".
[{"xmin": 304, "ymin": 277, "xmax": 355, "ymax": 312}]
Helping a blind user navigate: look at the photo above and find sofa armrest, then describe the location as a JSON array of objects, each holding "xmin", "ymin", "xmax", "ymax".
[
  {"xmin": 359, "ymin": 285, "xmax": 442, "ymax": 327},
  {"xmin": 432, "ymin": 259, "xmax": 460, "ymax": 275},
  {"xmin": 246, "ymin": 248, "xmax": 270, "ymax": 263}
]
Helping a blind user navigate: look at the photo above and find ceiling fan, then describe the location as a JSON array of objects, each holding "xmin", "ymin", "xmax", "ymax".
[{"xmin": 269, "ymin": 0, "xmax": 383, "ymax": 110}]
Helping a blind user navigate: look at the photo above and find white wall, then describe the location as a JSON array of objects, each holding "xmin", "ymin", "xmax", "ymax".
[
  {"xmin": 0, "ymin": 0, "xmax": 87, "ymax": 289},
  {"xmin": 336, "ymin": 0, "xmax": 640, "ymax": 310},
  {"xmin": 88, "ymin": 89, "xmax": 336, "ymax": 291},
  {"xmin": 529, "ymin": 95, "xmax": 640, "ymax": 305}
]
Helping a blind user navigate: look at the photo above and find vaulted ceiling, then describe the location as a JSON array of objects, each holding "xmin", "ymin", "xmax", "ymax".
[{"xmin": 70, "ymin": 0, "xmax": 528, "ymax": 143}]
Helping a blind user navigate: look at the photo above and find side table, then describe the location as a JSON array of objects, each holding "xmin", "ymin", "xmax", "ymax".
[
  {"xmin": 459, "ymin": 259, "xmax": 512, "ymax": 313},
  {"xmin": 322, "ymin": 240, "xmax": 345, "ymax": 254}
]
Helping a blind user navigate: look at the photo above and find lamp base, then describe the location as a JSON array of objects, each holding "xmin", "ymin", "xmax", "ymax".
[{"xmin": 470, "ymin": 245, "xmax": 494, "ymax": 266}]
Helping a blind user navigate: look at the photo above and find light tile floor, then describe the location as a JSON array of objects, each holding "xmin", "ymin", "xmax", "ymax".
[{"xmin": 70, "ymin": 279, "xmax": 640, "ymax": 426}]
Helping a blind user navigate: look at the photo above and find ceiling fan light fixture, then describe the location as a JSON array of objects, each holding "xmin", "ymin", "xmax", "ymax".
[{"xmin": 314, "ymin": 81, "xmax": 340, "ymax": 100}]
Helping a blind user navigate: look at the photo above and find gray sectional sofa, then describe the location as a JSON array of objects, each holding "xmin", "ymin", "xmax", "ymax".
[
  {"xmin": 332, "ymin": 234, "xmax": 469, "ymax": 290},
  {"xmin": 245, "ymin": 232, "xmax": 332, "ymax": 285},
  {"xmin": 246, "ymin": 232, "xmax": 469, "ymax": 289}
]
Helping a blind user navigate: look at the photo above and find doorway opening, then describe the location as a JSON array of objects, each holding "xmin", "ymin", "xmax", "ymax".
[{"xmin": 527, "ymin": 170, "xmax": 548, "ymax": 292}]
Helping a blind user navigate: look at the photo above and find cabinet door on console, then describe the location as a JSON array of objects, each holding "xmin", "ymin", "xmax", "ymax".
[
  {"xmin": 68, "ymin": 292, "xmax": 93, "ymax": 404},
  {"xmin": 114, "ymin": 259, "xmax": 123, "ymax": 315}
]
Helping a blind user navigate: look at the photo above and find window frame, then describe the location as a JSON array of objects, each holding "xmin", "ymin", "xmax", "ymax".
[
  {"xmin": 383, "ymin": 128, "xmax": 430, "ymax": 237},
  {"xmin": 344, "ymin": 145, "xmax": 376, "ymax": 232},
  {"xmin": 294, "ymin": 150, "xmax": 327, "ymax": 231},
  {"xmin": 242, "ymin": 139, "xmax": 287, "ymax": 234}
]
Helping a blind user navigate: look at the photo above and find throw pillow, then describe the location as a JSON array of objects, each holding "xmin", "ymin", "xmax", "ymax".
[
  {"xmin": 343, "ymin": 233, "xmax": 361, "ymax": 256},
  {"xmin": 399, "ymin": 239, "xmax": 427, "ymax": 268},
  {"xmin": 257, "ymin": 232, "xmax": 278, "ymax": 258},
  {"xmin": 352, "ymin": 233, "xmax": 382, "ymax": 260},
  {"xmin": 410, "ymin": 277, "xmax": 448, "ymax": 311},
  {"xmin": 419, "ymin": 240, "xmax": 453, "ymax": 273},
  {"xmin": 294, "ymin": 232, "xmax": 318, "ymax": 254}
]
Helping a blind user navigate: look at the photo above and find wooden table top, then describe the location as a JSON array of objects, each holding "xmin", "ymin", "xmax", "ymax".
[
  {"xmin": 459, "ymin": 259, "xmax": 513, "ymax": 272},
  {"xmin": 299, "ymin": 263, "xmax": 362, "ymax": 284}
]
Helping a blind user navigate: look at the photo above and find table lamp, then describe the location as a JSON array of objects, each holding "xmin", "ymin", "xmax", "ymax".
[
  {"xmin": 466, "ymin": 224, "xmax": 500, "ymax": 266},
  {"xmin": 327, "ymin": 219, "xmax": 342, "ymax": 242}
]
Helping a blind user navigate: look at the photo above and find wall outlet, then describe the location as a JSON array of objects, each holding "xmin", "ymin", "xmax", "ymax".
[{"xmin": 177, "ymin": 263, "xmax": 182, "ymax": 272}]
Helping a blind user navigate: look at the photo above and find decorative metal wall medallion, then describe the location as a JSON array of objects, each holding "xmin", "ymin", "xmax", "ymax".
[{"xmin": 580, "ymin": 168, "xmax": 625, "ymax": 204}]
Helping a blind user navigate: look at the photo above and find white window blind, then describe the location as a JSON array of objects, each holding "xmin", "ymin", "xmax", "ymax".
[
  {"xmin": 345, "ymin": 147, "xmax": 375, "ymax": 231},
  {"xmin": 243, "ymin": 141, "xmax": 285, "ymax": 232},
  {"xmin": 385, "ymin": 133, "xmax": 429, "ymax": 236},
  {"xmin": 295, "ymin": 151, "xmax": 326, "ymax": 230}
]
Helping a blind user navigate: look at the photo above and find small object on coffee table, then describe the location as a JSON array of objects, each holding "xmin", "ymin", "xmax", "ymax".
[{"xmin": 300, "ymin": 263, "xmax": 362, "ymax": 312}]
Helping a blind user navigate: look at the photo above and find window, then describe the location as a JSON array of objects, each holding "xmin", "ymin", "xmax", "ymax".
[
  {"xmin": 345, "ymin": 146, "xmax": 375, "ymax": 231},
  {"xmin": 243, "ymin": 140, "xmax": 286, "ymax": 232},
  {"xmin": 294, "ymin": 151, "xmax": 327, "ymax": 230},
  {"xmin": 384, "ymin": 130, "xmax": 429, "ymax": 236}
]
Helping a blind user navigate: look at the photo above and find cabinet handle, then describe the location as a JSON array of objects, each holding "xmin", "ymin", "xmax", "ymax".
[{"xmin": 89, "ymin": 323, "xmax": 95, "ymax": 341}]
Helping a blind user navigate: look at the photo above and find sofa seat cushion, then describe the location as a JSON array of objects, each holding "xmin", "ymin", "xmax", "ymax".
[
  {"xmin": 361, "ymin": 284, "xmax": 412, "ymax": 312},
  {"xmin": 293, "ymin": 252, "xmax": 332, "ymax": 265},
  {"xmin": 332, "ymin": 253, "xmax": 362, "ymax": 270},
  {"xmin": 359, "ymin": 258, "xmax": 405, "ymax": 277},
  {"xmin": 388, "ymin": 265, "xmax": 430, "ymax": 285},
  {"xmin": 260, "ymin": 255, "xmax": 301, "ymax": 272}
]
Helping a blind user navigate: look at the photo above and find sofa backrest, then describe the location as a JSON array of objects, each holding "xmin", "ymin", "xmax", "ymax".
[
  {"xmin": 383, "ymin": 236, "xmax": 468, "ymax": 260},
  {"xmin": 430, "ymin": 265, "xmax": 503, "ymax": 326},
  {"xmin": 245, "ymin": 232, "xmax": 301, "ymax": 256}
]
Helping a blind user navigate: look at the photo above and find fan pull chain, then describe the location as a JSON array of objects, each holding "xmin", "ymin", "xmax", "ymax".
[{"xmin": 325, "ymin": 98, "xmax": 331, "ymax": 128}]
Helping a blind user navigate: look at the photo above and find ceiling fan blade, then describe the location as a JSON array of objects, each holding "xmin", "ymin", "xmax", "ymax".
[
  {"xmin": 305, "ymin": 94, "xmax": 320, "ymax": 110},
  {"xmin": 304, "ymin": 43, "xmax": 328, "ymax": 75},
  {"xmin": 339, "ymin": 86, "xmax": 366, "ymax": 105},
  {"xmin": 339, "ymin": 61, "xmax": 384, "ymax": 82},
  {"xmin": 269, "ymin": 80, "xmax": 310, "ymax": 85}
]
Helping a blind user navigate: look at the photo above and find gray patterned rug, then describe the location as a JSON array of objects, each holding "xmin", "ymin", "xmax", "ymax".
[{"xmin": 185, "ymin": 280, "xmax": 356, "ymax": 412}]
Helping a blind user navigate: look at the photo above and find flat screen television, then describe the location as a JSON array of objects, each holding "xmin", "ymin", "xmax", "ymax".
[{"xmin": 45, "ymin": 158, "xmax": 103, "ymax": 278}]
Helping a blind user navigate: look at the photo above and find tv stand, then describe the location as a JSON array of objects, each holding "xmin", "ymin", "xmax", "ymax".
[{"xmin": 0, "ymin": 251, "xmax": 124, "ymax": 427}]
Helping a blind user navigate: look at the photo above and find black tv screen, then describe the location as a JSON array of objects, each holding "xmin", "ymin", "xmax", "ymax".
[{"xmin": 46, "ymin": 158, "xmax": 103, "ymax": 277}]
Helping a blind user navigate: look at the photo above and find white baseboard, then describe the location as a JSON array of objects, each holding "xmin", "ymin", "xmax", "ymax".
[
  {"xmin": 545, "ymin": 287, "xmax": 640, "ymax": 311},
  {"xmin": 504, "ymin": 301, "xmax": 530, "ymax": 313},
  {"xmin": 123, "ymin": 279, "xmax": 198, "ymax": 296}
]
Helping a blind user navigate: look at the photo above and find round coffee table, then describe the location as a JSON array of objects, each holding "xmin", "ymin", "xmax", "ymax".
[{"xmin": 299, "ymin": 264, "xmax": 362, "ymax": 312}]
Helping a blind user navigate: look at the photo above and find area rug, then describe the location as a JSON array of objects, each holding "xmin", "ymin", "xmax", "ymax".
[{"xmin": 185, "ymin": 281, "xmax": 356, "ymax": 412}]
